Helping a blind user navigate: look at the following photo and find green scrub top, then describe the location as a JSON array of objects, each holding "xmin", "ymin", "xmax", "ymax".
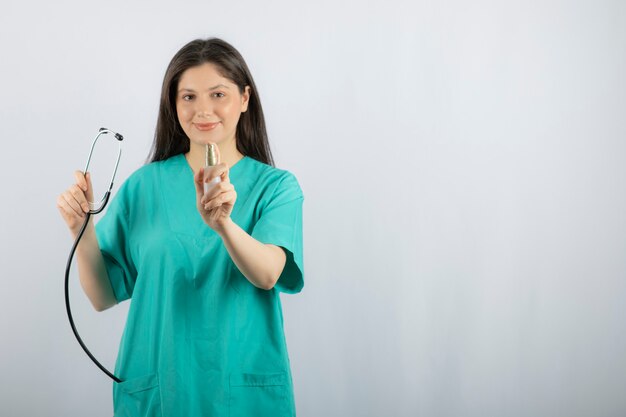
[{"xmin": 95, "ymin": 154, "xmax": 304, "ymax": 417}]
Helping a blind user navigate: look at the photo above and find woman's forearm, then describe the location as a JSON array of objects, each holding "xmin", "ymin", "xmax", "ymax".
[
  {"xmin": 218, "ymin": 218, "xmax": 286, "ymax": 290},
  {"xmin": 74, "ymin": 221, "xmax": 118, "ymax": 311}
]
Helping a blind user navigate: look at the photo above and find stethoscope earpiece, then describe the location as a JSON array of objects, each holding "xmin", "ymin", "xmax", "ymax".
[{"xmin": 84, "ymin": 128, "xmax": 123, "ymax": 212}]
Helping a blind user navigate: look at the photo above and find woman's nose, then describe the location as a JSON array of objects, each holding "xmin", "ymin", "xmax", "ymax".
[{"xmin": 195, "ymin": 97, "xmax": 214, "ymax": 117}]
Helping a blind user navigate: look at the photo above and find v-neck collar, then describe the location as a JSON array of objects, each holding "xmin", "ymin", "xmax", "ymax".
[
  {"xmin": 176, "ymin": 153, "xmax": 249, "ymax": 179},
  {"xmin": 162, "ymin": 154, "xmax": 251, "ymax": 238}
]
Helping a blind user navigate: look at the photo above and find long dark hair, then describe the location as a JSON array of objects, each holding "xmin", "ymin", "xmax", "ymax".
[{"xmin": 148, "ymin": 38, "xmax": 274, "ymax": 166}]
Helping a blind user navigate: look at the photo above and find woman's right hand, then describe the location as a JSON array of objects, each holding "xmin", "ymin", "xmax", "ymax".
[
  {"xmin": 57, "ymin": 171, "xmax": 117, "ymax": 311},
  {"xmin": 57, "ymin": 171, "xmax": 94, "ymax": 237}
]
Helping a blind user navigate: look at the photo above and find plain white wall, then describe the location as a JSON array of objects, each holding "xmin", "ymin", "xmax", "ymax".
[{"xmin": 1, "ymin": 0, "xmax": 625, "ymax": 416}]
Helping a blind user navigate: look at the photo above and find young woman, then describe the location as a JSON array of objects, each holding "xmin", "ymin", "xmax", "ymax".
[{"xmin": 57, "ymin": 38, "xmax": 304, "ymax": 417}]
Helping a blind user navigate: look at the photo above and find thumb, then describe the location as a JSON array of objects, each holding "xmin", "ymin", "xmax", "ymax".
[
  {"xmin": 84, "ymin": 172, "xmax": 95, "ymax": 202},
  {"xmin": 74, "ymin": 170, "xmax": 95, "ymax": 202}
]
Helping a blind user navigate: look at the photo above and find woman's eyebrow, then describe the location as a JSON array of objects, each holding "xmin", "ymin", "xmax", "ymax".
[{"xmin": 208, "ymin": 83, "xmax": 230, "ymax": 90}]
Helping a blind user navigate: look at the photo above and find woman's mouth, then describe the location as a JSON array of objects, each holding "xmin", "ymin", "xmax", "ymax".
[{"xmin": 194, "ymin": 122, "xmax": 220, "ymax": 131}]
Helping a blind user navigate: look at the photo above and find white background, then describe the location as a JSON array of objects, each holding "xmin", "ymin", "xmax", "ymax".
[{"xmin": 1, "ymin": 0, "xmax": 625, "ymax": 416}]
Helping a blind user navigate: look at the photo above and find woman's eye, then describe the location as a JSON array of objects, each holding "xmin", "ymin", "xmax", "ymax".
[
  {"xmin": 182, "ymin": 94, "xmax": 194, "ymax": 101},
  {"xmin": 213, "ymin": 92, "xmax": 225, "ymax": 98}
]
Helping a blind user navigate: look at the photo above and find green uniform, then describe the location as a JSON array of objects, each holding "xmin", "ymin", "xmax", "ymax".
[{"xmin": 96, "ymin": 154, "xmax": 304, "ymax": 417}]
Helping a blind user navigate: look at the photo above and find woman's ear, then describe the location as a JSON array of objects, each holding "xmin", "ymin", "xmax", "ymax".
[{"xmin": 241, "ymin": 86, "xmax": 251, "ymax": 112}]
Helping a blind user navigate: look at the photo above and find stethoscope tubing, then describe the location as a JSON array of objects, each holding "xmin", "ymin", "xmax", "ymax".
[{"xmin": 65, "ymin": 128, "xmax": 123, "ymax": 383}]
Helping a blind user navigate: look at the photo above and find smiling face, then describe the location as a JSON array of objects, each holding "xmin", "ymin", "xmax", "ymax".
[{"xmin": 176, "ymin": 63, "xmax": 250, "ymax": 153}]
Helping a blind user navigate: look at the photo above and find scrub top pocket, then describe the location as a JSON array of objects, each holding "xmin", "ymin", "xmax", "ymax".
[
  {"xmin": 229, "ymin": 372, "xmax": 292, "ymax": 417},
  {"xmin": 114, "ymin": 373, "xmax": 162, "ymax": 417}
]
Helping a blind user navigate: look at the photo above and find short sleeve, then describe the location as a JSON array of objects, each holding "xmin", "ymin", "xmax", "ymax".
[
  {"xmin": 95, "ymin": 186, "xmax": 137, "ymax": 303},
  {"xmin": 251, "ymin": 172, "xmax": 304, "ymax": 294}
]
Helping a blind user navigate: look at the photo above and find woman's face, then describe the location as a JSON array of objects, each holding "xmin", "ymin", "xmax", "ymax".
[{"xmin": 176, "ymin": 63, "xmax": 250, "ymax": 150}]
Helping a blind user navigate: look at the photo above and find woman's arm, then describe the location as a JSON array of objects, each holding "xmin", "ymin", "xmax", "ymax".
[
  {"xmin": 194, "ymin": 162, "xmax": 287, "ymax": 290},
  {"xmin": 218, "ymin": 218, "xmax": 287, "ymax": 290},
  {"xmin": 74, "ymin": 223, "xmax": 118, "ymax": 311}
]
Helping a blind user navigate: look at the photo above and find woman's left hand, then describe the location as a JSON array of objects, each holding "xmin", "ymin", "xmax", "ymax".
[{"xmin": 194, "ymin": 163, "xmax": 237, "ymax": 234}]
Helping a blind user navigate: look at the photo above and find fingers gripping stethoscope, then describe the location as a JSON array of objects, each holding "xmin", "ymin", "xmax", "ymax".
[{"xmin": 64, "ymin": 128, "xmax": 124, "ymax": 383}]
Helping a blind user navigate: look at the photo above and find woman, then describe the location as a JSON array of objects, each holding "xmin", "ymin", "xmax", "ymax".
[{"xmin": 57, "ymin": 38, "xmax": 304, "ymax": 417}]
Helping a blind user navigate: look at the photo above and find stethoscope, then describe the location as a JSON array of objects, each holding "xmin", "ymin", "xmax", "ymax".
[{"xmin": 64, "ymin": 128, "xmax": 124, "ymax": 383}]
